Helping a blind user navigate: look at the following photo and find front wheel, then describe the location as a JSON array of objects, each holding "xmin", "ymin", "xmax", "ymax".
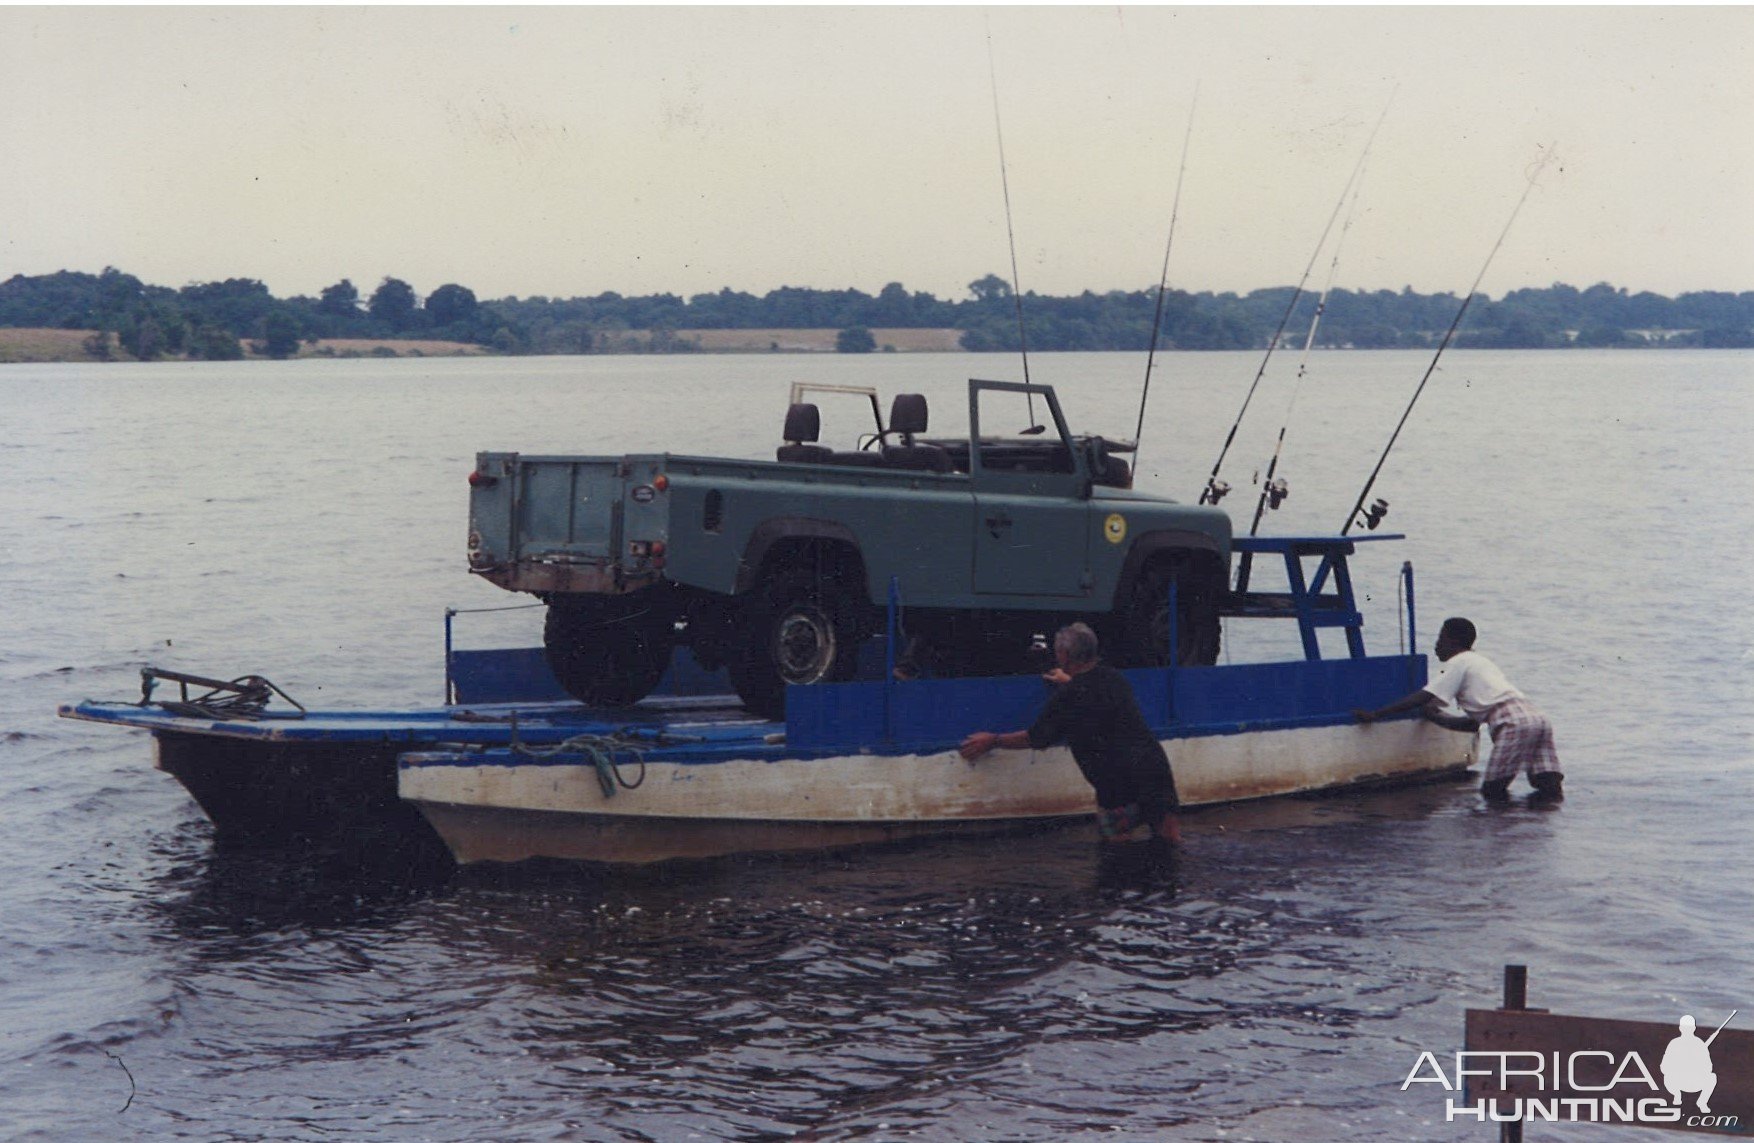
[
  {"xmin": 728, "ymin": 571, "xmax": 862, "ymax": 720},
  {"xmin": 543, "ymin": 595, "xmax": 676, "ymax": 708},
  {"xmin": 1114, "ymin": 559, "xmax": 1221, "ymax": 668}
]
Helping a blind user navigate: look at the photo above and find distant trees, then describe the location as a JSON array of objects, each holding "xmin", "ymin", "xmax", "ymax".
[
  {"xmin": 117, "ymin": 300, "xmax": 186, "ymax": 360},
  {"xmin": 425, "ymin": 283, "xmax": 477, "ymax": 326},
  {"xmin": 967, "ymin": 274, "xmax": 1013, "ymax": 304},
  {"xmin": 836, "ymin": 326, "xmax": 876, "ymax": 353},
  {"xmin": 318, "ymin": 279, "xmax": 361, "ymax": 317},
  {"xmin": 188, "ymin": 324, "xmax": 244, "ymax": 360},
  {"xmin": 259, "ymin": 312, "xmax": 301, "ymax": 359},
  {"xmin": 871, "ymin": 282, "xmax": 918, "ymax": 326},
  {"xmin": 368, "ymin": 277, "xmax": 418, "ymax": 330},
  {"xmin": 118, "ymin": 312, "xmax": 168, "ymax": 360},
  {"xmin": 0, "ymin": 268, "xmax": 1749, "ymax": 359},
  {"xmin": 178, "ymin": 279, "xmax": 276, "ymax": 336}
]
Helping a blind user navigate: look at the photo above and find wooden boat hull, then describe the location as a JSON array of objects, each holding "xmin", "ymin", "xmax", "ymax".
[{"xmin": 155, "ymin": 729, "xmax": 417, "ymax": 848}]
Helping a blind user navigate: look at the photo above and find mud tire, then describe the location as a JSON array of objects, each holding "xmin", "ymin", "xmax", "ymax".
[
  {"xmin": 543, "ymin": 596, "xmax": 676, "ymax": 708},
  {"xmin": 1114, "ymin": 558, "xmax": 1222, "ymax": 668}
]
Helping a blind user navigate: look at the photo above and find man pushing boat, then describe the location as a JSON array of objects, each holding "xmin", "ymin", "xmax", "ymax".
[
  {"xmin": 1354, "ymin": 616, "xmax": 1563, "ymax": 802},
  {"xmin": 959, "ymin": 623, "xmax": 1182, "ymax": 844}
]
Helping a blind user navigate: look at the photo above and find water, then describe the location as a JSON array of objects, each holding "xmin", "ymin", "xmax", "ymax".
[{"xmin": 1, "ymin": 350, "xmax": 1750, "ymax": 1140}]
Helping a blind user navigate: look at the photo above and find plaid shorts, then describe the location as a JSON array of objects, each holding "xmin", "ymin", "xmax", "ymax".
[{"xmin": 1483, "ymin": 697, "xmax": 1560, "ymax": 782}]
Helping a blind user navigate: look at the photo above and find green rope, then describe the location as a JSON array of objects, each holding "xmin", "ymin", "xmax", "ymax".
[{"xmin": 512, "ymin": 732, "xmax": 648, "ymax": 798}]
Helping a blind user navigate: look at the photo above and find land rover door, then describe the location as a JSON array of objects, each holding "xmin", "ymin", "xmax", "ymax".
[{"xmin": 967, "ymin": 380, "xmax": 1091, "ymax": 599}]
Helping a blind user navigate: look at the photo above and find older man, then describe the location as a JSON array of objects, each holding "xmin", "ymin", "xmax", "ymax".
[{"xmin": 960, "ymin": 623, "xmax": 1182, "ymax": 844}]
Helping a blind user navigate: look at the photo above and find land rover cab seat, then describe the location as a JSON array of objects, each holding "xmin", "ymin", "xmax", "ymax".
[
  {"xmin": 880, "ymin": 393, "xmax": 953, "ymax": 473},
  {"xmin": 776, "ymin": 403, "xmax": 834, "ymax": 464}
]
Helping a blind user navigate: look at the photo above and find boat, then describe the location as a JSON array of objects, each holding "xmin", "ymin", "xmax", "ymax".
[
  {"xmin": 401, "ymin": 532, "xmax": 1476, "ymax": 864},
  {"xmin": 61, "ymin": 532, "xmax": 1475, "ymax": 868}
]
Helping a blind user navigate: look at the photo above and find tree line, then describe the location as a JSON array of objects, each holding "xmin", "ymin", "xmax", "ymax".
[{"xmin": 1, "ymin": 267, "xmax": 1750, "ymax": 359}]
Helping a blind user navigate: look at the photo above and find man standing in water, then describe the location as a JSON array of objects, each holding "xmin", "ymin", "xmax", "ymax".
[
  {"xmin": 959, "ymin": 623, "xmax": 1182, "ymax": 844},
  {"xmin": 1354, "ymin": 616, "xmax": 1562, "ymax": 801}
]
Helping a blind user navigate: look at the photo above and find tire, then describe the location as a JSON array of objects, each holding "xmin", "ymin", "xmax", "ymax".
[
  {"xmin": 1114, "ymin": 558, "xmax": 1221, "ymax": 668},
  {"xmin": 543, "ymin": 595, "xmax": 676, "ymax": 708},
  {"xmin": 727, "ymin": 569, "xmax": 862, "ymax": 720}
]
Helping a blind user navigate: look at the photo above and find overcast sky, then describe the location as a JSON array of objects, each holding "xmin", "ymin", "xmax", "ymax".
[{"xmin": 2, "ymin": 6, "xmax": 1749, "ymax": 305}]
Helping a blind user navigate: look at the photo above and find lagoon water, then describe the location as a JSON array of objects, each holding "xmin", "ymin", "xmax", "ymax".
[{"xmin": 1, "ymin": 349, "xmax": 1750, "ymax": 1141}]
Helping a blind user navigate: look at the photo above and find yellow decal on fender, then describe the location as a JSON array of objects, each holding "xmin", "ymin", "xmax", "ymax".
[{"xmin": 1103, "ymin": 513, "xmax": 1127, "ymax": 544}]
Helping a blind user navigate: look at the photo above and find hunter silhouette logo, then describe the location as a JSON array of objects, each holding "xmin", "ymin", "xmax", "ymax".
[
  {"xmin": 1417, "ymin": 1004, "xmax": 1746, "ymax": 1129},
  {"xmin": 1664, "ymin": 1011, "xmax": 1736, "ymax": 1113}
]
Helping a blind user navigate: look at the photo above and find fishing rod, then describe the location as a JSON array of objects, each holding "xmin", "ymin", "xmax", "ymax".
[
  {"xmin": 1132, "ymin": 85, "xmax": 1199, "ymax": 455},
  {"xmin": 1198, "ymin": 95, "xmax": 1394, "ymax": 506},
  {"xmin": 1245, "ymin": 163, "xmax": 1369, "ymax": 539},
  {"xmin": 984, "ymin": 25, "xmax": 1043, "ymax": 434},
  {"xmin": 1339, "ymin": 143, "xmax": 1558, "ymax": 535},
  {"xmin": 1704, "ymin": 1010, "xmax": 1738, "ymax": 1047}
]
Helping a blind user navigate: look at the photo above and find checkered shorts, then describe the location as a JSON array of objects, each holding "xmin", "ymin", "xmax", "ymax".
[{"xmin": 1483, "ymin": 697, "xmax": 1560, "ymax": 782}]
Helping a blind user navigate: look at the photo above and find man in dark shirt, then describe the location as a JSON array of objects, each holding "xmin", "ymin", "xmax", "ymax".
[{"xmin": 959, "ymin": 623, "xmax": 1182, "ymax": 844}]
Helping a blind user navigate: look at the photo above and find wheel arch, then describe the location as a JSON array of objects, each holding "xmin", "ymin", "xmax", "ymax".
[
  {"xmin": 1110, "ymin": 529, "xmax": 1228, "ymax": 611},
  {"xmin": 737, "ymin": 518, "xmax": 871, "ymax": 600}
]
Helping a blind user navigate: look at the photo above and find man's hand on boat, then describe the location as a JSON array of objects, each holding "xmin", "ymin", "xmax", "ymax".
[
  {"xmin": 1353, "ymin": 695, "xmax": 1480, "ymax": 733},
  {"xmin": 961, "ymin": 669, "xmax": 1070, "ymax": 760},
  {"xmin": 959, "ymin": 729, "xmax": 1031, "ymax": 761}
]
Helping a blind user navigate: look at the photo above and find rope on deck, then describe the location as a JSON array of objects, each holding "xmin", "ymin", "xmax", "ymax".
[
  {"xmin": 139, "ymin": 667, "xmax": 305, "ymax": 722},
  {"xmin": 510, "ymin": 730, "xmax": 648, "ymax": 798}
]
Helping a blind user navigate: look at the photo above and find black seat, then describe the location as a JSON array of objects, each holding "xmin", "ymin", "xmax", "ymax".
[
  {"xmin": 776, "ymin": 403, "xmax": 833, "ymax": 464},
  {"xmin": 1091, "ymin": 438, "xmax": 1133, "ymax": 487},
  {"xmin": 1096, "ymin": 452, "xmax": 1132, "ymax": 487},
  {"xmin": 880, "ymin": 393, "xmax": 953, "ymax": 473}
]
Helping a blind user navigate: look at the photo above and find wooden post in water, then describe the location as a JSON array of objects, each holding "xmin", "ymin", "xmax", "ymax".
[{"xmin": 1501, "ymin": 965, "xmax": 1528, "ymax": 1143}]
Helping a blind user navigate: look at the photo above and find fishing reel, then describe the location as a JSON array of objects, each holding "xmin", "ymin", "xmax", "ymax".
[
  {"xmin": 1202, "ymin": 479, "xmax": 1231, "ymax": 505},
  {"xmin": 1355, "ymin": 497, "xmax": 1390, "ymax": 531},
  {"xmin": 1264, "ymin": 477, "xmax": 1289, "ymax": 510}
]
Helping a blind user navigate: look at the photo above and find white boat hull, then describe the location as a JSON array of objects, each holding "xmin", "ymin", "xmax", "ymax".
[{"xmin": 400, "ymin": 720, "xmax": 1477, "ymax": 865}]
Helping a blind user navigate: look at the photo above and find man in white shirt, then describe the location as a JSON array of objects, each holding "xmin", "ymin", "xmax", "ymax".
[{"xmin": 1353, "ymin": 617, "xmax": 1562, "ymax": 801}]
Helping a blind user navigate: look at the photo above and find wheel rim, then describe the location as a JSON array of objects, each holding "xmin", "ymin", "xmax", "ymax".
[{"xmin": 773, "ymin": 605, "xmax": 837, "ymax": 684}]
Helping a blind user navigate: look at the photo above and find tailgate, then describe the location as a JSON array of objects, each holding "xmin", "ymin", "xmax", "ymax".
[{"xmin": 469, "ymin": 454, "xmax": 624, "ymax": 566}]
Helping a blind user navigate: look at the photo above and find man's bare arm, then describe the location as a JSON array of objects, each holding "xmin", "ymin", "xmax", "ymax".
[
  {"xmin": 1354, "ymin": 688, "xmax": 1438, "ymax": 724},
  {"xmin": 959, "ymin": 729, "xmax": 1032, "ymax": 760}
]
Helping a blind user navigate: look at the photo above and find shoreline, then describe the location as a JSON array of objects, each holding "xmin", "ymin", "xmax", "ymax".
[
  {"xmin": 0, "ymin": 326, "xmax": 966, "ymax": 364},
  {"xmin": 0, "ymin": 325, "xmax": 1740, "ymax": 365}
]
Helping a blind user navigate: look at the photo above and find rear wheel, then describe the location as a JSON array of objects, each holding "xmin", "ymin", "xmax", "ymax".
[
  {"xmin": 728, "ymin": 569, "xmax": 862, "ymax": 720},
  {"xmin": 543, "ymin": 595, "xmax": 676, "ymax": 708}
]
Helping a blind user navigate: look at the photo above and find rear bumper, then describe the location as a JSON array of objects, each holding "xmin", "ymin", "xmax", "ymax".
[{"xmin": 471, "ymin": 562, "xmax": 663, "ymax": 595}]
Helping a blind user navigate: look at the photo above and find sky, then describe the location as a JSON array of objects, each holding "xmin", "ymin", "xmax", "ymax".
[{"xmin": 2, "ymin": 6, "xmax": 1750, "ymax": 305}]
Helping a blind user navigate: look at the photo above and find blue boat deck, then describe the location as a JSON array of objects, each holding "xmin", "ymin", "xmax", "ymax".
[{"xmin": 60, "ymin": 692, "xmax": 762, "ymax": 745}]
